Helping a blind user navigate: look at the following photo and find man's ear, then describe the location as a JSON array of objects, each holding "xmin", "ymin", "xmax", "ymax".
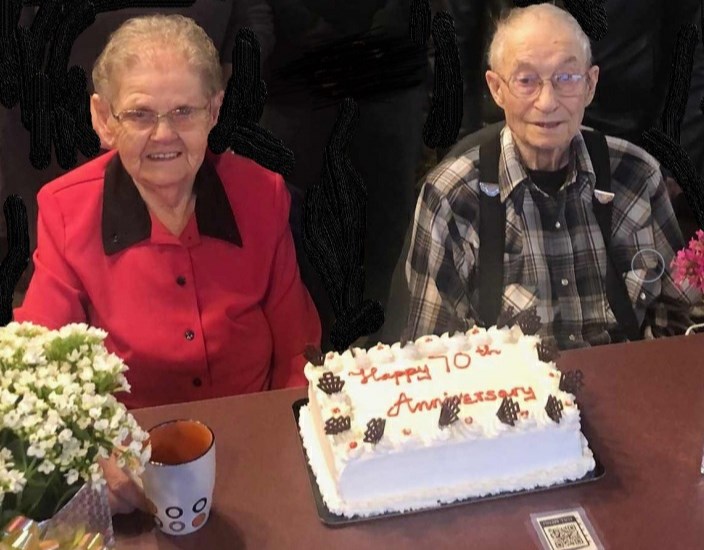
[
  {"xmin": 90, "ymin": 94, "xmax": 117, "ymax": 150},
  {"xmin": 585, "ymin": 65, "xmax": 600, "ymax": 107},
  {"xmin": 485, "ymin": 70, "xmax": 506, "ymax": 110}
]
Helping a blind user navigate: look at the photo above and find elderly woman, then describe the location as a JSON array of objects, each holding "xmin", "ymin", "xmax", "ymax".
[
  {"xmin": 405, "ymin": 3, "xmax": 699, "ymax": 347},
  {"xmin": 14, "ymin": 14, "xmax": 321, "ymax": 409}
]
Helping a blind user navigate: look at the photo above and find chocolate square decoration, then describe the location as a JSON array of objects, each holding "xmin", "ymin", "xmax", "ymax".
[
  {"xmin": 496, "ymin": 306, "xmax": 517, "ymax": 329},
  {"xmin": 399, "ymin": 328, "xmax": 409, "ymax": 349},
  {"xmin": 496, "ymin": 397, "xmax": 521, "ymax": 426},
  {"xmin": 545, "ymin": 394, "xmax": 564, "ymax": 423},
  {"xmin": 537, "ymin": 338, "xmax": 560, "ymax": 363},
  {"xmin": 559, "ymin": 369, "xmax": 585, "ymax": 394},
  {"xmin": 324, "ymin": 415, "xmax": 351, "ymax": 435},
  {"xmin": 363, "ymin": 418, "xmax": 386, "ymax": 444},
  {"xmin": 515, "ymin": 306, "xmax": 541, "ymax": 335},
  {"xmin": 438, "ymin": 396, "xmax": 461, "ymax": 427},
  {"xmin": 447, "ymin": 315, "xmax": 465, "ymax": 336},
  {"xmin": 304, "ymin": 344, "xmax": 325, "ymax": 366},
  {"xmin": 317, "ymin": 371, "xmax": 345, "ymax": 394}
]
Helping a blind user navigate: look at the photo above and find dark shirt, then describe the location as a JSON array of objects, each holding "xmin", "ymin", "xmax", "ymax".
[
  {"xmin": 527, "ymin": 165, "xmax": 569, "ymax": 198},
  {"xmin": 526, "ymin": 164, "xmax": 569, "ymax": 330}
]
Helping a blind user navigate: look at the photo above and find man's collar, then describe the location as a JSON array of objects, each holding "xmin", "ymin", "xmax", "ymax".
[
  {"xmin": 497, "ymin": 126, "xmax": 597, "ymax": 204},
  {"xmin": 102, "ymin": 152, "xmax": 242, "ymax": 255}
]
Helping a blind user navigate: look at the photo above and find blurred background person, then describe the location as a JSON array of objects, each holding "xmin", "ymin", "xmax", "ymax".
[{"xmin": 241, "ymin": 0, "xmax": 432, "ymax": 349}]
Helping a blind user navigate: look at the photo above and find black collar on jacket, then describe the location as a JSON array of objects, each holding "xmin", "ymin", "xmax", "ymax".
[{"xmin": 102, "ymin": 153, "xmax": 242, "ymax": 255}]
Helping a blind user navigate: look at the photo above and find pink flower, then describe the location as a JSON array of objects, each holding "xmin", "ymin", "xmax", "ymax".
[{"xmin": 671, "ymin": 231, "xmax": 704, "ymax": 292}]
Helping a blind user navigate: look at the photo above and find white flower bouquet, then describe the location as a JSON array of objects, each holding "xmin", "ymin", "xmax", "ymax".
[{"xmin": 0, "ymin": 322, "xmax": 150, "ymax": 526}]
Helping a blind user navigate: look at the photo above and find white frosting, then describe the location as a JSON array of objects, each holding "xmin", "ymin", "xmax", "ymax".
[
  {"xmin": 300, "ymin": 325, "xmax": 595, "ymax": 518},
  {"xmin": 414, "ymin": 334, "xmax": 447, "ymax": 356},
  {"xmin": 390, "ymin": 341, "xmax": 422, "ymax": 361},
  {"xmin": 367, "ymin": 343, "xmax": 395, "ymax": 364}
]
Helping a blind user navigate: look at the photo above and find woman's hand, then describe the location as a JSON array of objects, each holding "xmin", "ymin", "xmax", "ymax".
[{"xmin": 99, "ymin": 455, "xmax": 148, "ymax": 515}]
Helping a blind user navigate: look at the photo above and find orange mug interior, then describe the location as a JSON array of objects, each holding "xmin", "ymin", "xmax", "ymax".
[{"xmin": 148, "ymin": 420, "xmax": 213, "ymax": 465}]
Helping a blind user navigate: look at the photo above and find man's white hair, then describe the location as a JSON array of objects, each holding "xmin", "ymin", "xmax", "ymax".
[{"xmin": 487, "ymin": 3, "xmax": 592, "ymax": 72}]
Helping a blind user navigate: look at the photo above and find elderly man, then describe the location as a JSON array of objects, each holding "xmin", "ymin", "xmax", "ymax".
[{"xmin": 405, "ymin": 3, "xmax": 700, "ymax": 349}]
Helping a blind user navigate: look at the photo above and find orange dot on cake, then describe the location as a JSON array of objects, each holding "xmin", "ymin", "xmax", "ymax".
[{"xmin": 192, "ymin": 513, "xmax": 207, "ymax": 528}]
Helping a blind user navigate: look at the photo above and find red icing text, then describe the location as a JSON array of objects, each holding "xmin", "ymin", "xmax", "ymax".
[
  {"xmin": 348, "ymin": 354, "xmax": 471, "ymax": 386},
  {"xmin": 476, "ymin": 344, "xmax": 501, "ymax": 356},
  {"xmin": 386, "ymin": 386, "xmax": 536, "ymax": 417}
]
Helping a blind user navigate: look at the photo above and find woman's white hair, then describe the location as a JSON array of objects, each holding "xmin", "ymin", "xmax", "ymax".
[
  {"xmin": 92, "ymin": 14, "xmax": 223, "ymax": 104},
  {"xmin": 487, "ymin": 3, "xmax": 592, "ymax": 72}
]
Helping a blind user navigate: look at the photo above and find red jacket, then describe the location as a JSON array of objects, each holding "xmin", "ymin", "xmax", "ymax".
[{"xmin": 15, "ymin": 149, "xmax": 321, "ymax": 409}]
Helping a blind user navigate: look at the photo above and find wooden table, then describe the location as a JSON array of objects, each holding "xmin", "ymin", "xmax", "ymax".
[{"xmin": 114, "ymin": 334, "xmax": 704, "ymax": 549}]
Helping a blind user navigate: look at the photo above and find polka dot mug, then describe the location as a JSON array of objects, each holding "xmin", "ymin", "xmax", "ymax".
[{"xmin": 142, "ymin": 419, "xmax": 216, "ymax": 536}]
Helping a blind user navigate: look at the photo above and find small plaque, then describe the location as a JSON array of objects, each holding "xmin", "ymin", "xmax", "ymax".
[{"xmin": 531, "ymin": 507, "xmax": 604, "ymax": 550}]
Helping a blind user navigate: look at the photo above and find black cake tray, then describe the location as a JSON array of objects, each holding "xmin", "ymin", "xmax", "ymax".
[{"xmin": 292, "ymin": 398, "xmax": 605, "ymax": 526}]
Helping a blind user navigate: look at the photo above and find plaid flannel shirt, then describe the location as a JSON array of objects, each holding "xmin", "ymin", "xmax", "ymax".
[{"xmin": 406, "ymin": 127, "xmax": 701, "ymax": 349}]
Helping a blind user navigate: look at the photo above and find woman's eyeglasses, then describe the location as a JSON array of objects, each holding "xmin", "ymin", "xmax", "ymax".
[
  {"xmin": 497, "ymin": 72, "xmax": 590, "ymax": 99},
  {"xmin": 110, "ymin": 102, "xmax": 211, "ymax": 132}
]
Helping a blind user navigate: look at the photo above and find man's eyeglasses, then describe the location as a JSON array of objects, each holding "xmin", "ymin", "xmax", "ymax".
[
  {"xmin": 497, "ymin": 71, "xmax": 590, "ymax": 99},
  {"xmin": 109, "ymin": 102, "xmax": 211, "ymax": 132}
]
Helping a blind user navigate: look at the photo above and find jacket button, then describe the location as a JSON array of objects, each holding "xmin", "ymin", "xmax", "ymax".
[
  {"xmin": 192, "ymin": 377, "xmax": 202, "ymax": 387},
  {"xmin": 184, "ymin": 329, "xmax": 195, "ymax": 340},
  {"xmin": 176, "ymin": 276, "xmax": 186, "ymax": 286}
]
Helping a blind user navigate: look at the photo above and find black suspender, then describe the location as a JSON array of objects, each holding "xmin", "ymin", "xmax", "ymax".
[
  {"xmin": 583, "ymin": 131, "xmax": 643, "ymax": 341},
  {"xmin": 477, "ymin": 133, "xmax": 504, "ymax": 329},
  {"xmin": 476, "ymin": 128, "xmax": 642, "ymax": 341}
]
